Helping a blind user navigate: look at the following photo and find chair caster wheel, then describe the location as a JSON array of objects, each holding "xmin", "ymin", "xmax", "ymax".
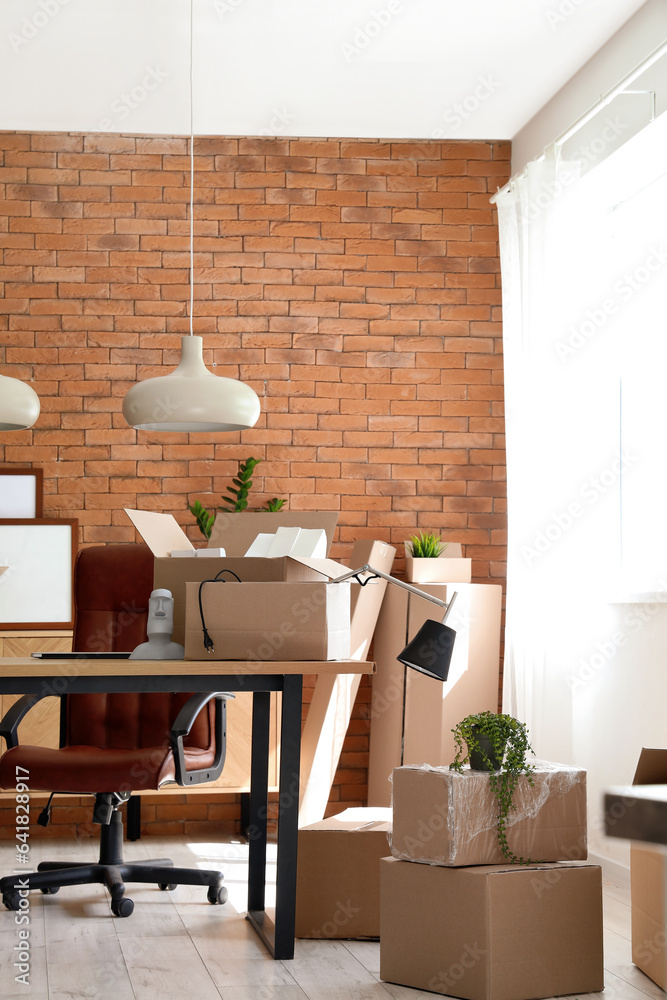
[
  {"xmin": 207, "ymin": 884, "xmax": 228, "ymax": 905},
  {"xmin": 40, "ymin": 886, "xmax": 59, "ymax": 895},
  {"xmin": 3, "ymin": 891, "xmax": 20, "ymax": 911},
  {"xmin": 158, "ymin": 883, "xmax": 177, "ymax": 891},
  {"xmin": 111, "ymin": 896, "xmax": 134, "ymax": 917}
]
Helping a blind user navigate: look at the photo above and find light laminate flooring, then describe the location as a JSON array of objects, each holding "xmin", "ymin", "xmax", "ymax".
[{"xmin": 0, "ymin": 834, "xmax": 660, "ymax": 1000}]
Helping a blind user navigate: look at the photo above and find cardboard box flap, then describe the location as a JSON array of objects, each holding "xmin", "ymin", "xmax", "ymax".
[
  {"xmin": 125, "ymin": 509, "xmax": 193, "ymax": 557},
  {"xmin": 301, "ymin": 807, "xmax": 391, "ymax": 833},
  {"xmin": 208, "ymin": 511, "xmax": 338, "ymax": 556},
  {"xmin": 633, "ymin": 748, "xmax": 667, "ymax": 785},
  {"xmin": 289, "ymin": 556, "xmax": 350, "ymax": 580}
]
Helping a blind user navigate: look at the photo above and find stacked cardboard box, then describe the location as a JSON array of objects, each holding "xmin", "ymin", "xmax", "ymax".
[
  {"xmin": 295, "ymin": 807, "xmax": 392, "ymax": 939},
  {"xmin": 380, "ymin": 760, "xmax": 604, "ymax": 1000},
  {"xmin": 629, "ymin": 748, "xmax": 667, "ymax": 989}
]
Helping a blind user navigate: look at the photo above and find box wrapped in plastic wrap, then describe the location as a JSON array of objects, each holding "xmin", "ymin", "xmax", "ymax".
[{"xmin": 389, "ymin": 759, "xmax": 587, "ymax": 866}]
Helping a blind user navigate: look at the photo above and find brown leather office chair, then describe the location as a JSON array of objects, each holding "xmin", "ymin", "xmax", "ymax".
[
  {"xmin": 70, "ymin": 543, "xmax": 152, "ymax": 840},
  {"xmin": 0, "ymin": 544, "xmax": 231, "ymax": 917}
]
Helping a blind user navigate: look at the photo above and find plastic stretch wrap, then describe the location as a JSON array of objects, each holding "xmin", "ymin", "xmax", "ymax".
[{"xmin": 389, "ymin": 758, "xmax": 587, "ymax": 866}]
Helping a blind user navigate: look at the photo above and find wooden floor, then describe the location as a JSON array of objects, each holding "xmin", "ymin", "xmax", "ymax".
[{"xmin": 0, "ymin": 834, "xmax": 661, "ymax": 1000}]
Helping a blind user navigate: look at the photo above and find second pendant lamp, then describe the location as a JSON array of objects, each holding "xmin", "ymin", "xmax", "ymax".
[{"xmin": 122, "ymin": 0, "xmax": 260, "ymax": 434}]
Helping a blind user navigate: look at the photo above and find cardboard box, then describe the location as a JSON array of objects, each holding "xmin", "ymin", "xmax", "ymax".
[
  {"xmin": 390, "ymin": 760, "xmax": 587, "ymax": 866},
  {"xmin": 296, "ymin": 807, "xmax": 391, "ymax": 939},
  {"xmin": 184, "ymin": 579, "xmax": 351, "ymax": 661},
  {"xmin": 380, "ymin": 857, "xmax": 604, "ymax": 1000},
  {"xmin": 155, "ymin": 553, "xmax": 342, "ymax": 646},
  {"xmin": 127, "ymin": 509, "xmax": 341, "ymax": 645},
  {"xmin": 208, "ymin": 511, "xmax": 338, "ymax": 556},
  {"xmin": 404, "ymin": 540, "xmax": 472, "ymax": 583},
  {"xmin": 631, "ymin": 748, "xmax": 667, "ymax": 989}
]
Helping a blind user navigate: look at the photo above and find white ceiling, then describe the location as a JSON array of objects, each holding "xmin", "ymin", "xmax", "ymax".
[{"xmin": 0, "ymin": 0, "xmax": 650, "ymax": 139}]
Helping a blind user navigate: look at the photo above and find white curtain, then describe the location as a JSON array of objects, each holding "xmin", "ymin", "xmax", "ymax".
[{"xmin": 497, "ymin": 112, "xmax": 667, "ymax": 767}]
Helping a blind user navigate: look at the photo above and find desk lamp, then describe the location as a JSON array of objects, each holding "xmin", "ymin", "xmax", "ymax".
[{"xmin": 333, "ymin": 564, "xmax": 457, "ymax": 681}]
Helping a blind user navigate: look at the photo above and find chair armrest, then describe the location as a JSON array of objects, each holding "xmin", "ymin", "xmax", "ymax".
[
  {"xmin": 170, "ymin": 691, "xmax": 235, "ymax": 787},
  {"xmin": 0, "ymin": 694, "xmax": 49, "ymax": 750}
]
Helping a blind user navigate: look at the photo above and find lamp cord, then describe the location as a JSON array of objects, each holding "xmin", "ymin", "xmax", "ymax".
[
  {"xmin": 198, "ymin": 569, "xmax": 242, "ymax": 653},
  {"xmin": 189, "ymin": 0, "xmax": 194, "ymax": 336}
]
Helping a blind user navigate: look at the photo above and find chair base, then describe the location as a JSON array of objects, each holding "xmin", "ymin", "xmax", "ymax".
[{"xmin": 1, "ymin": 810, "xmax": 227, "ymax": 917}]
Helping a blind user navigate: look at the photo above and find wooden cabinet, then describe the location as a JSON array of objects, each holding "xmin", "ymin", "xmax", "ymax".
[{"xmin": 0, "ymin": 631, "xmax": 278, "ymax": 794}]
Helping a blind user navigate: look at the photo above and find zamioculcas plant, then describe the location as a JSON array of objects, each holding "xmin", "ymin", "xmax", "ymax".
[
  {"xmin": 188, "ymin": 457, "xmax": 287, "ymax": 539},
  {"xmin": 449, "ymin": 711, "xmax": 538, "ymax": 865}
]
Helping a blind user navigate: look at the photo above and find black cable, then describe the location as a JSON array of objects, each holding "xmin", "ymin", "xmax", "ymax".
[{"xmin": 198, "ymin": 569, "xmax": 242, "ymax": 654}]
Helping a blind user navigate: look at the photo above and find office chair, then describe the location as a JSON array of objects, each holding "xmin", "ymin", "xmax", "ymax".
[
  {"xmin": 70, "ymin": 542, "xmax": 153, "ymax": 840},
  {"xmin": 0, "ymin": 544, "xmax": 232, "ymax": 917}
]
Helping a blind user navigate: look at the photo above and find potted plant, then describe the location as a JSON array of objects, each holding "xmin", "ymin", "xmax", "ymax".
[
  {"xmin": 188, "ymin": 457, "xmax": 286, "ymax": 540},
  {"xmin": 404, "ymin": 531, "xmax": 471, "ymax": 583},
  {"xmin": 449, "ymin": 711, "xmax": 538, "ymax": 865}
]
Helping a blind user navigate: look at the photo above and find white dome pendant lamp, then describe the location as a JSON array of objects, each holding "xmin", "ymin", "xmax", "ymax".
[
  {"xmin": 122, "ymin": 0, "xmax": 260, "ymax": 434},
  {"xmin": 0, "ymin": 374, "xmax": 40, "ymax": 431}
]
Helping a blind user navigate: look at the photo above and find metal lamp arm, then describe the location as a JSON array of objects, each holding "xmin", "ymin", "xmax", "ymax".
[{"xmin": 332, "ymin": 564, "xmax": 457, "ymax": 624}]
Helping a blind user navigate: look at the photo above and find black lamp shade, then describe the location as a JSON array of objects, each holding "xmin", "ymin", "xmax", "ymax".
[{"xmin": 397, "ymin": 620, "xmax": 456, "ymax": 682}]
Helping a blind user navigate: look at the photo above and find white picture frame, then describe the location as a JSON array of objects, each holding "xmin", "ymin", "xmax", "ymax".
[
  {"xmin": 0, "ymin": 468, "xmax": 43, "ymax": 518},
  {"xmin": 0, "ymin": 519, "xmax": 77, "ymax": 628}
]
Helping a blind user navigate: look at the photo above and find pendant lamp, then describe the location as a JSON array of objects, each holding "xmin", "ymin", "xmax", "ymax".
[
  {"xmin": 122, "ymin": 0, "xmax": 261, "ymax": 434},
  {"xmin": 0, "ymin": 374, "xmax": 40, "ymax": 431}
]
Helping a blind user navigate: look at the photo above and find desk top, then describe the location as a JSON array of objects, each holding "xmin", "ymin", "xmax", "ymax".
[
  {"xmin": 605, "ymin": 784, "xmax": 667, "ymax": 848},
  {"xmin": 0, "ymin": 656, "xmax": 375, "ymax": 678}
]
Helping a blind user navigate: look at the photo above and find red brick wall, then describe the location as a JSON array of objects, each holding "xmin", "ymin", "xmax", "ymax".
[{"xmin": 0, "ymin": 130, "xmax": 509, "ymax": 833}]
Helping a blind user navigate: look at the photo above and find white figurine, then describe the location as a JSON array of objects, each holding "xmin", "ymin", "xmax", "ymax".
[{"xmin": 129, "ymin": 588, "xmax": 184, "ymax": 660}]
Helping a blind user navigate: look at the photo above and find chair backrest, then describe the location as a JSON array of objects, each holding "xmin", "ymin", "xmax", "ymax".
[
  {"xmin": 72, "ymin": 544, "xmax": 154, "ymax": 653},
  {"xmin": 68, "ymin": 544, "xmax": 212, "ymax": 754}
]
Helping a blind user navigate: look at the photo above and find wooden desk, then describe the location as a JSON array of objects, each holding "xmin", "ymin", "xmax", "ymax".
[{"xmin": 0, "ymin": 656, "xmax": 374, "ymax": 960}]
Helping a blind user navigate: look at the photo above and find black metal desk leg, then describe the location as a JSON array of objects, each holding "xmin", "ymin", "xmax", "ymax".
[
  {"xmin": 273, "ymin": 673, "xmax": 303, "ymax": 960},
  {"xmin": 247, "ymin": 690, "xmax": 271, "ymax": 914}
]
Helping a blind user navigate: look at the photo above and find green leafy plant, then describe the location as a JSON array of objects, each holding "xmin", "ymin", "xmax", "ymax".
[
  {"xmin": 188, "ymin": 457, "xmax": 287, "ymax": 538},
  {"xmin": 219, "ymin": 456, "xmax": 260, "ymax": 513},
  {"xmin": 450, "ymin": 711, "xmax": 538, "ymax": 865},
  {"xmin": 188, "ymin": 499, "xmax": 216, "ymax": 541},
  {"xmin": 407, "ymin": 531, "xmax": 449, "ymax": 558},
  {"xmin": 265, "ymin": 497, "xmax": 286, "ymax": 512}
]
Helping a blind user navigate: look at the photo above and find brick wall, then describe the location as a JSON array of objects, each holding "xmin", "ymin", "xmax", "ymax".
[{"xmin": 0, "ymin": 131, "xmax": 509, "ymax": 836}]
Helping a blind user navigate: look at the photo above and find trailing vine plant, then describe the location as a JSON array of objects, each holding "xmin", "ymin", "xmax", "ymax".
[{"xmin": 449, "ymin": 710, "xmax": 539, "ymax": 865}]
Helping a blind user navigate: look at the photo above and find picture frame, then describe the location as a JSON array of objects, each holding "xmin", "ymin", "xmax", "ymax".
[
  {"xmin": 0, "ymin": 518, "xmax": 78, "ymax": 628},
  {"xmin": 0, "ymin": 468, "xmax": 44, "ymax": 518}
]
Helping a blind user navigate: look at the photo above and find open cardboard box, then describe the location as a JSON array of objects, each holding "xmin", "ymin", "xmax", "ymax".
[
  {"xmin": 125, "ymin": 509, "xmax": 345, "ymax": 647},
  {"xmin": 630, "ymin": 747, "xmax": 667, "ymax": 988}
]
